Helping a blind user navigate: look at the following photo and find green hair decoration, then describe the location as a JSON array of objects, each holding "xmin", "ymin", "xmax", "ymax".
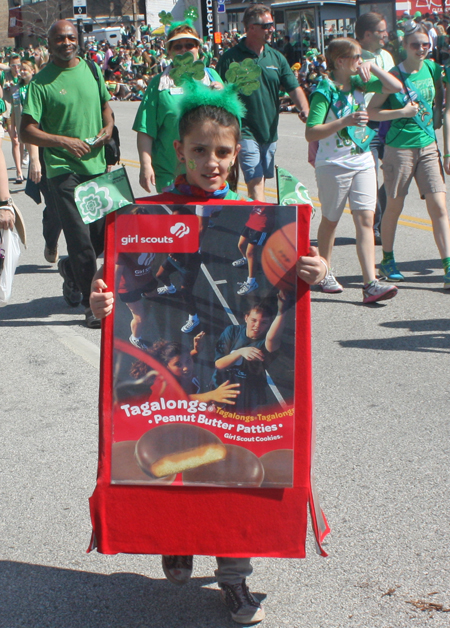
[
  {"xmin": 158, "ymin": 11, "xmax": 173, "ymax": 26},
  {"xmin": 172, "ymin": 52, "xmax": 261, "ymax": 123},
  {"xmin": 224, "ymin": 58, "xmax": 262, "ymax": 96},
  {"xmin": 178, "ymin": 80, "xmax": 247, "ymax": 122},
  {"xmin": 184, "ymin": 6, "xmax": 199, "ymax": 21},
  {"xmin": 170, "ymin": 52, "xmax": 206, "ymax": 84},
  {"xmin": 166, "ymin": 7, "xmax": 199, "ymax": 36}
]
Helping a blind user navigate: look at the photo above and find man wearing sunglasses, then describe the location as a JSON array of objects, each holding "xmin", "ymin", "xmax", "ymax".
[
  {"xmin": 355, "ymin": 12, "xmax": 394, "ymax": 245},
  {"xmin": 217, "ymin": 4, "xmax": 309, "ymax": 201}
]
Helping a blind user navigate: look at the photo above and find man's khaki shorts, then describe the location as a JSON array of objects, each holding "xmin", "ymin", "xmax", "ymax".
[{"xmin": 382, "ymin": 142, "xmax": 446, "ymax": 199}]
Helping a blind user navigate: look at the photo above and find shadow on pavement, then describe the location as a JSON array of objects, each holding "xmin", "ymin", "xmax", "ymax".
[
  {"xmin": 339, "ymin": 327, "xmax": 450, "ymax": 354},
  {"xmin": 381, "ymin": 318, "xmax": 450, "ymax": 332},
  {"xmin": 0, "ymin": 561, "xmax": 263, "ymax": 628},
  {"xmin": 0, "ymin": 296, "xmax": 84, "ymax": 325},
  {"xmin": 16, "ymin": 264, "xmax": 59, "ymax": 275}
]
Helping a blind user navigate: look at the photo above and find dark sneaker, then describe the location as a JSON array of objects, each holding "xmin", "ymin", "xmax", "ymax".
[
  {"xmin": 58, "ymin": 257, "xmax": 82, "ymax": 307},
  {"xmin": 362, "ymin": 280, "xmax": 398, "ymax": 304},
  {"xmin": 220, "ymin": 580, "xmax": 265, "ymax": 625},
  {"xmin": 44, "ymin": 245, "xmax": 59, "ymax": 264},
  {"xmin": 162, "ymin": 555, "xmax": 193, "ymax": 586},
  {"xmin": 84, "ymin": 307, "xmax": 101, "ymax": 329},
  {"xmin": 374, "ymin": 231, "xmax": 382, "ymax": 246}
]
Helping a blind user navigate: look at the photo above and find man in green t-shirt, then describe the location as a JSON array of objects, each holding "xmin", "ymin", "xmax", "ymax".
[
  {"xmin": 216, "ymin": 4, "xmax": 309, "ymax": 201},
  {"xmin": 21, "ymin": 20, "xmax": 114, "ymax": 328}
]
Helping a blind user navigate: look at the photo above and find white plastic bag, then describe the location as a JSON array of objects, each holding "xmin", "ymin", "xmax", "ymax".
[{"xmin": 0, "ymin": 228, "xmax": 21, "ymax": 306}]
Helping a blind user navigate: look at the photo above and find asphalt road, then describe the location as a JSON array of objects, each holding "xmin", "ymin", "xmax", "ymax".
[{"xmin": 0, "ymin": 103, "xmax": 449, "ymax": 628}]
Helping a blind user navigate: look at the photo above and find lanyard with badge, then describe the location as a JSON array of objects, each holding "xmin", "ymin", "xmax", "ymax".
[{"xmin": 319, "ymin": 78, "xmax": 376, "ymax": 151}]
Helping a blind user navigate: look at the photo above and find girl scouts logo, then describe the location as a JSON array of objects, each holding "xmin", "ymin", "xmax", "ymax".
[
  {"xmin": 75, "ymin": 181, "xmax": 114, "ymax": 223},
  {"xmin": 170, "ymin": 222, "xmax": 190, "ymax": 238},
  {"xmin": 75, "ymin": 169, "xmax": 134, "ymax": 224}
]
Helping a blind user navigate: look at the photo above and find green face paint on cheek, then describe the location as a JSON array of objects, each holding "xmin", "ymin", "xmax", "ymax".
[{"xmin": 187, "ymin": 159, "xmax": 197, "ymax": 171}]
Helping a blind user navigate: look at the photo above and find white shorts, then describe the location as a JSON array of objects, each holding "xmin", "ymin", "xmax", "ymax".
[{"xmin": 315, "ymin": 164, "xmax": 377, "ymax": 222}]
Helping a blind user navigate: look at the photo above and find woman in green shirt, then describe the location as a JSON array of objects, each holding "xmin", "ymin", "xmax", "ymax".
[
  {"xmin": 368, "ymin": 21, "xmax": 450, "ymax": 289},
  {"xmin": 133, "ymin": 22, "xmax": 223, "ymax": 194}
]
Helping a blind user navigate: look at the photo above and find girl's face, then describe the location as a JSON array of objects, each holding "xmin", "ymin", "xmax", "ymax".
[
  {"xmin": 174, "ymin": 120, "xmax": 240, "ymax": 192},
  {"xmin": 167, "ymin": 353, "xmax": 193, "ymax": 384},
  {"xmin": 20, "ymin": 64, "xmax": 34, "ymax": 83},
  {"xmin": 169, "ymin": 38, "xmax": 199, "ymax": 60},
  {"xmin": 336, "ymin": 46, "xmax": 362, "ymax": 75},
  {"xmin": 405, "ymin": 33, "xmax": 430, "ymax": 61}
]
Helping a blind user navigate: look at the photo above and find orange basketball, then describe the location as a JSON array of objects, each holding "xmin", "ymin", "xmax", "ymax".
[{"xmin": 261, "ymin": 222, "xmax": 297, "ymax": 292}]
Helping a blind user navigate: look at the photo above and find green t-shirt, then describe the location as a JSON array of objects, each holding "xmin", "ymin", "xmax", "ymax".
[
  {"xmin": 307, "ymin": 76, "xmax": 383, "ymax": 169},
  {"xmin": 216, "ymin": 38, "xmax": 299, "ymax": 144},
  {"xmin": 385, "ymin": 60, "xmax": 441, "ymax": 149},
  {"xmin": 307, "ymin": 75, "xmax": 383, "ymax": 127},
  {"xmin": 132, "ymin": 67, "xmax": 222, "ymax": 193},
  {"xmin": 23, "ymin": 59, "xmax": 111, "ymax": 178}
]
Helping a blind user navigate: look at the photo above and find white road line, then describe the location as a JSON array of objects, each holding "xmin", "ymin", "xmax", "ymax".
[
  {"xmin": 51, "ymin": 326, "xmax": 100, "ymax": 370},
  {"xmin": 201, "ymin": 263, "xmax": 239, "ymax": 325},
  {"xmin": 215, "ymin": 279, "xmax": 227, "ymax": 285},
  {"xmin": 266, "ymin": 373, "xmax": 287, "ymax": 408}
]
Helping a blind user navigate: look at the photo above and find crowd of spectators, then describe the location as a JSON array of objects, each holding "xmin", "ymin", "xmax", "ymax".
[{"xmin": 2, "ymin": 9, "xmax": 450, "ymax": 106}]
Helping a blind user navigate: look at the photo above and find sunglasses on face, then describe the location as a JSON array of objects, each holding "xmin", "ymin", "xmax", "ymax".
[
  {"xmin": 409, "ymin": 41, "xmax": 431, "ymax": 49},
  {"xmin": 172, "ymin": 42, "xmax": 197, "ymax": 52},
  {"xmin": 343, "ymin": 54, "xmax": 362, "ymax": 60},
  {"xmin": 252, "ymin": 22, "xmax": 274, "ymax": 30}
]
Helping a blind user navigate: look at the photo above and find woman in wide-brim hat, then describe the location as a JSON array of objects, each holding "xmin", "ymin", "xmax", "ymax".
[{"xmin": 133, "ymin": 21, "xmax": 223, "ymax": 194}]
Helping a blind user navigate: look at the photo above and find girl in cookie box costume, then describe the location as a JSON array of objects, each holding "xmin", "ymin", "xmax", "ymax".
[{"xmin": 89, "ymin": 61, "xmax": 329, "ymax": 625}]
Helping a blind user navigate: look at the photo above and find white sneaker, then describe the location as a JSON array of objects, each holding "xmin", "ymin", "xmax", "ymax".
[
  {"xmin": 237, "ymin": 280, "xmax": 258, "ymax": 295},
  {"xmin": 181, "ymin": 317, "xmax": 200, "ymax": 333},
  {"xmin": 319, "ymin": 272, "xmax": 343, "ymax": 293},
  {"xmin": 129, "ymin": 335, "xmax": 150, "ymax": 350},
  {"xmin": 232, "ymin": 257, "xmax": 248, "ymax": 267},
  {"xmin": 362, "ymin": 280, "xmax": 398, "ymax": 304},
  {"xmin": 157, "ymin": 284, "xmax": 176, "ymax": 295},
  {"xmin": 22, "ymin": 154, "xmax": 29, "ymax": 167}
]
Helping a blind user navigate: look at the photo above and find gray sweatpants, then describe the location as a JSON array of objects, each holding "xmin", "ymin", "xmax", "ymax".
[{"xmin": 215, "ymin": 557, "xmax": 253, "ymax": 585}]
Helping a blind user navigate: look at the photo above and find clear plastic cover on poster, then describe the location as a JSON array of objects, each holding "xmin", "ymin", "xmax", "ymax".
[{"xmin": 110, "ymin": 203, "xmax": 298, "ymax": 489}]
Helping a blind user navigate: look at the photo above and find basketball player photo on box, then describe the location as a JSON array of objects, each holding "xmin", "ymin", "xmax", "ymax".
[{"xmin": 108, "ymin": 202, "xmax": 304, "ymax": 489}]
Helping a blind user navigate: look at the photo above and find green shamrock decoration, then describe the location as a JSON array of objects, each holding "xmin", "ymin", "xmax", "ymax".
[
  {"xmin": 184, "ymin": 6, "xmax": 199, "ymax": 21},
  {"xmin": 75, "ymin": 182, "xmax": 114, "ymax": 224},
  {"xmin": 170, "ymin": 52, "xmax": 205, "ymax": 86},
  {"xmin": 158, "ymin": 11, "xmax": 173, "ymax": 26},
  {"xmin": 225, "ymin": 59, "xmax": 261, "ymax": 96}
]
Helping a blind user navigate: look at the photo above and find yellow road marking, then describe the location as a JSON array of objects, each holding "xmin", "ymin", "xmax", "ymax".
[{"xmin": 10, "ymin": 143, "xmax": 436, "ymax": 233}]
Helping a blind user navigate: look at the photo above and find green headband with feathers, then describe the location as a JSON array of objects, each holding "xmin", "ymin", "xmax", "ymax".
[{"xmin": 178, "ymin": 80, "xmax": 247, "ymax": 122}]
